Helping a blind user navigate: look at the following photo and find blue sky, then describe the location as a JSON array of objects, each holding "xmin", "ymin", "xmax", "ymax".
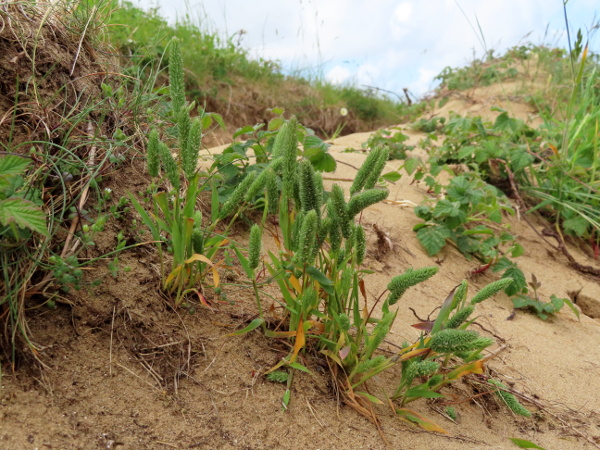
[{"xmin": 140, "ymin": 0, "xmax": 599, "ymax": 98}]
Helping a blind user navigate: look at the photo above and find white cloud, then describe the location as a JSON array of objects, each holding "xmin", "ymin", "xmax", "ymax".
[
  {"xmin": 326, "ymin": 65, "xmax": 351, "ymax": 84},
  {"xmin": 149, "ymin": 0, "xmax": 598, "ymax": 97}
]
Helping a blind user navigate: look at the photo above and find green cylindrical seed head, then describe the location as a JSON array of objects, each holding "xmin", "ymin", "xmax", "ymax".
[
  {"xmin": 445, "ymin": 305, "xmax": 475, "ymax": 329},
  {"xmin": 340, "ymin": 267, "xmax": 353, "ymax": 302},
  {"xmin": 193, "ymin": 211, "xmax": 202, "ymax": 228},
  {"xmin": 269, "ymin": 157, "xmax": 284, "ymax": 172},
  {"xmin": 147, "ymin": 128, "xmax": 160, "ymax": 177},
  {"xmin": 355, "ymin": 225, "xmax": 366, "ymax": 265},
  {"xmin": 300, "ymin": 287, "xmax": 318, "ymax": 311},
  {"xmin": 282, "ymin": 117, "xmax": 299, "ymax": 198},
  {"xmin": 248, "ymin": 224, "xmax": 262, "ymax": 270},
  {"xmin": 159, "ymin": 142, "xmax": 180, "ymax": 191},
  {"xmin": 347, "ymin": 188, "xmax": 388, "ymax": 218},
  {"xmin": 429, "ymin": 329, "xmax": 481, "ymax": 353},
  {"xmin": 318, "ymin": 217, "xmax": 331, "ymax": 248},
  {"xmin": 219, "ymin": 172, "xmax": 257, "ymax": 219},
  {"xmin": 355, "ymin": 355, "xmax": 386, "ymax": 374},
  {"xmin": 366, "ymin": 311, "xmax": 395, "ymax": 358},
  {"xmin": 299, "ymin": 159, "xmax": 318, "ymax": 212},
  {"xmin": 338, "ymin": 313, "xmax": 351, "ymax": 331},
  {"xmin": 266, "ymin": 170, "xmax": 280, "ymax": 214},
  {"xmin": 293, "ymin": 209, "xmax": 318, "ymax": 265},
  {"xmin": 183, "ymin": 117, "xmax": 202, "ymax": 180},
  {"xmin": 327, "ymin": 204, "xmax": 342, "ymax": 254},
  {"xmin": 350, "ymin": 146, "xmax": 387, "ymax": 195},
  {"xmin": 313, "ymin": 171, "xmax": 324, "ymax": 212},
  {"xmin": 178, "ymin": 109, "xmax": 191, "ymax": 163},
  {"xmin": 470, "ymin": 278, "xmax": 513, "ymax": 304},
  {"xmin": 489, "ymin": 379, "xmax": 531, "ymax": 417},
  {"xmin": 387, "ymin": 266, "xmax": 439, "ymax": 306},
  {"xmin": 329, "ymin": 184, "xmax": 352, "ymax": 239},
  {"xmin": 290, "ymin": 212, "xmax": 305, "ymax": 252},
  {"xmin": 244, "ymin": 168, "xmax": 270, "ymax": 203},
  {"xmin": 192, "ymin": 228, "xmax": 204, "ymax": 254},
  {"xmin": 415, "ymin": 360, "xmax": 440, "ymax": 377},
  {"xmin": 363, "ymin": 147, "xmax": 390, "ymax": 191},
  {"xmin": 169, "ymin": 37, "xmax": 186, "ymax": 114}
]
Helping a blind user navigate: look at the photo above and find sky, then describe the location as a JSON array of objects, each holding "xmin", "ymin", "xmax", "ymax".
[{"xmin": 140, "ymin": 0, "xmax": 599, "ymax": 98}]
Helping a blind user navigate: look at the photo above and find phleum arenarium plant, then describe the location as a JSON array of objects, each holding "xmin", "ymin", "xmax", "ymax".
[
  {"xmin": 130, "ymin": 37, "xmax": 227, "ymax": 306},
  {"xmin": 227, "ymin": 117, "xmax": 527, "ymax": 431}
]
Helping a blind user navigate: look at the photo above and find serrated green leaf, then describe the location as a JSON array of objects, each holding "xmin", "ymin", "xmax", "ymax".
[
  {"xmin": 0, "ymin": 155, "xmax": 30, "ymax": 178},
  {"xmin": 233, "ymin": 125, "xmax": 256, "ymax": 138},
  {"xmin": 510, "ymin": 243, "xmax": 525, "ymax": 258},
  {"xmin": 268, "ymin": 117, "xmax": 285, "ymax": 131},
  {"xmin": 0, "ymin": 198, "xmax": 48, "ymax": 236},
  {"xmin": 433, "ymin": 199, "xmax": 461, "ymax": 218},
  {"xmin": 563, "ymin": 215, "xmax": 589, "ymax": 237},
  {"xmin": 416, "ymin": 225, "xmax": 450, "ymax": 256},
  {"xmin": 403, "ymin": 157, "xmax": 419, "ymax": 175},
  {"xmin": 502, "ymin": 265, "xmax": 527, "ymax": 296}
]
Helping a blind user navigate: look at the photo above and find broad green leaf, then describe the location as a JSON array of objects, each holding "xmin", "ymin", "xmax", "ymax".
[
  {"xmin": 306, "ymin": 266, "xmax": 333, "ymax": 285},
  {"xmin": 508, "ymin": 438, "xmax": 545, "ymax": 449},
  {"xmin": 502, "ymin": 265, "xmax": 527, "ymax": 296},
  {"xmin": 233, "ymin": 125, "xmax": 256, "ymax": 138},
  {"xmin": 403, "ymin": 157, "xmax": 419, "ymax": 175},
  {"xmin": 0, "ymin": 155, "xmax": 30, "ymax": 177},
  {"xmin": 225, "ymin": 318, "xmax": 264, "ymax": 336},
  {"xmin": 382, "ymin": 171, "xmax": 402, "ymax": 182},
  {"xmin": 0, "ymin": 198, "xmax": 48, "ymax": 236},
  {"xmin": 268, "ymin": 117, "xmax": 284, "ymax": 131},
  {"xmin": 416, "ymin": 225, "xmax": 450, "ymax": 256}
]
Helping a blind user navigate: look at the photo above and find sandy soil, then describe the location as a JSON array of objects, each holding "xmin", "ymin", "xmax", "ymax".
[{"xmin": 2, "ymin": 84, "xmax": 600, "ymax": 450}]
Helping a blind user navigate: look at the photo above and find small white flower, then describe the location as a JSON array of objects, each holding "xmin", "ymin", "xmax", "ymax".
[
  {"xmin": 340, "ymin": 107, "xmax": 348, "ymax": 117},
  {"xmin": 104, "ymin": 188, "xmax": 112, "ymax": 194}
]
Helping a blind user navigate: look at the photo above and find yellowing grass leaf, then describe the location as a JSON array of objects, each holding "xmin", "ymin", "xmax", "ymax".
[
  {"xmin": 211, "ymin": 267, "xmax": 220, "ymax": 287},
  {"xmin": 264, "ymin": 330, "xmax": 298, "ymax": 338},
  {"xmin": 446, "ymin": 360, "xmax": 485, "ymax": 381},
  {"xmin": 291, "ymin": 319, "xmax": 306, "ymax": 363},
  {"xmin": 399, "ymin": 347, "xmax": 431, "ymax": 361},
  {"xmin": 164, "ymin": 264, "xmax": 183, "ymax": 288},
  {"xmin": 356, "ymin": 391, "xmax": 384, "ymax": 404},
  {"xmin": 185, "ymin": 254, "xmax": 214, "ymax": 265},
  {"xmin": 289, "ymin": 273, "xmax": 302, "ymax": 294},
  {"xmin": 395, "ymin": 408, "xmax": 447, "ymax": 434}
]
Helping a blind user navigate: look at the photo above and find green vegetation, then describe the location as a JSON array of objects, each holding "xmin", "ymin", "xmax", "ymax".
[
  {"xmin": 5, "ymin": 0, "xmax": 599, "ymax": 444},
  {"xmin": 90, "ymin": 0, "xmax": 414, "ymax": 133}
]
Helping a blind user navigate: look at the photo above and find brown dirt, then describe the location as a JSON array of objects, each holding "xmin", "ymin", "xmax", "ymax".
[{"xmin": 2, "ymin": 4, "xmax": 600, "ymax": 450}]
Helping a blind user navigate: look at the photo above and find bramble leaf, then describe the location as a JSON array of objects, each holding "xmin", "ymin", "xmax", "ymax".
[{"xmin": 0, "ymin": 198, "xmax": 48, "ymax": 236}]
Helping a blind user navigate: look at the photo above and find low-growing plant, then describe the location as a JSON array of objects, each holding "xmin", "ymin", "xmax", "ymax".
[
  {"xmin": 413, "ymin": 172, "xmax": 527, "ymax": 295},
  {"xmin": 511, "ymin": 274, "xmax": 579, "ymax": 320},
  {"xmin": 130, "ymin": 37, "xmax": 227, "ymax": 306},
  {"xmin": 362, "ymin": 127, "xmax": 414, "ymax": 160},
  {"xmin": 225, "ymin": 116, "xmax": 531, "ymax": 432}
]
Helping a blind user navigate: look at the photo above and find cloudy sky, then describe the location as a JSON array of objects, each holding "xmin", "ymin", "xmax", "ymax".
[{"xmin": 142, "ymin": 0, "xmax": 598, "ymax": 98}]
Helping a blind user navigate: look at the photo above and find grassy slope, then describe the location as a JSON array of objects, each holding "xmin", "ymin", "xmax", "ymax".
[{"xmin": 92, "ymin": 0, "xmax": 420, "ymax": 138}]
